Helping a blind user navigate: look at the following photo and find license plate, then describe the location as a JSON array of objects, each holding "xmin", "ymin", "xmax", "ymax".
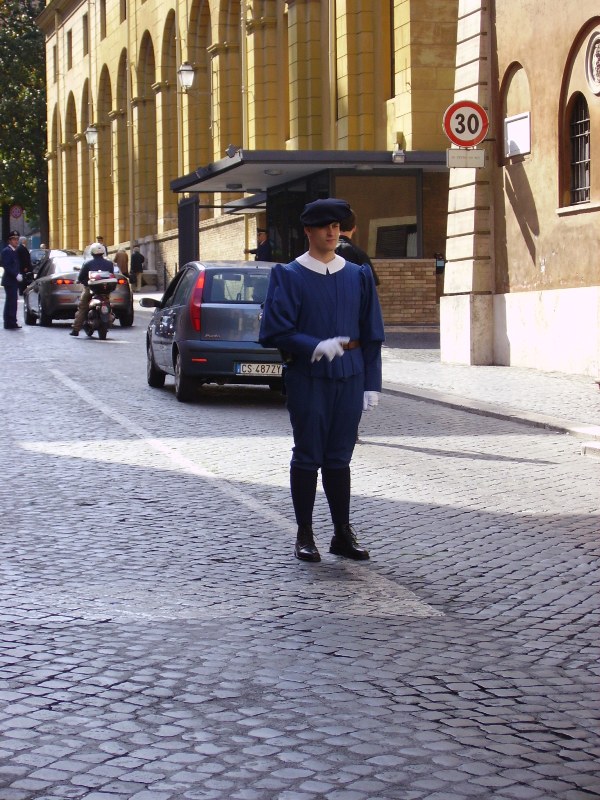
[{"xmin": 235, "ymin": 362, "xmax": 283, "ymax": 376}]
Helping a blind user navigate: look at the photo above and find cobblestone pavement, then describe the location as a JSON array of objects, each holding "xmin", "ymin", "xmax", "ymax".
[
  {"xmin": 1, "ymin": 308, "xmax": 599, "ymax": 800},
  {"xmin": 381, "ymin": 332, "xmax": 600, "ymax": 439}
]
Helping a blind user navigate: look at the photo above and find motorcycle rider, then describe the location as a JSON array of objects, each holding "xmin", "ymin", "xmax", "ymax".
[{"xmin": 70, "ymin": 243, "xmax": 115, "ymax": 336}]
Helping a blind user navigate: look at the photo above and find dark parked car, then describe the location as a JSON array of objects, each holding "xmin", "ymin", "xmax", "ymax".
[
  {"xmin": 140, "ymin": 261, "xmax": 283, "ymax": 402},
  {"xmin": 24, "ymin": 254, "xmax": 134, "ymax": 327}
]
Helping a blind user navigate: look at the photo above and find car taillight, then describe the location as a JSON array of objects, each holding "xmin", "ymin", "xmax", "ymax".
[
  {"xmin": 52, "ymin": 278, "xmax": 75, "ymax": 285},
  {"xmin": 190, "ymin": 270, "xmax": 205, "ymax": 332}
]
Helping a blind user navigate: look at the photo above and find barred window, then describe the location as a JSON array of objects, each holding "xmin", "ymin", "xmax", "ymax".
[{"xmin": 570, "ymin": 93, "xmax": 590, "ymax": 205}]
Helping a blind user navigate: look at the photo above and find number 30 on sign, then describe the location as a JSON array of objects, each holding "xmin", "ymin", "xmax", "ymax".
[{"xmin": 442, "ymin": 101, "xmax": 489, "ymax": 147}]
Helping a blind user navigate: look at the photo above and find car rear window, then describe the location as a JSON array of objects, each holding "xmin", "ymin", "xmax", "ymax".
[
  {"xmin": 53, "ymin": 258, "xmax": 83, "ymax": 274},
  {"xmin": 206, "ymin": 270, "xmax": 270, "ymax": 304}
]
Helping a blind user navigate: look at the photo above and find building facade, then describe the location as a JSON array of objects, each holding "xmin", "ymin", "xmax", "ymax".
[
  {"xmin": 37, "ymin": 0, "xmax": 458, "ymax": 325},
  {"xmin": 441, "ymin": 1, "xmax": 600, "ymax": 377}
]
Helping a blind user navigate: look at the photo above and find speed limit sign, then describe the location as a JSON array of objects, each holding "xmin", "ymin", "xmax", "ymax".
[{"xmin": 443, "ymin": 101, "xmax": 489, "ymax": 147}]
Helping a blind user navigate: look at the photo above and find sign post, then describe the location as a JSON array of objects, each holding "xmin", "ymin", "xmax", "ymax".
[{"xmin": 442, "ymin": 101, "xmax": 489, "ymax": 168}]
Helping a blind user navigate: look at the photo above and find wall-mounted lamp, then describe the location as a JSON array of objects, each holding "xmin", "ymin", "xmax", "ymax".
[
  {"xmin": 85, "ymin": 125, "xmax": 98, "ymax": 148},
  {"xmin": 391, "ymin": 143, "xmax": 405, "ymax": 164},
  {"xmin": 177, "ymin": 62, "xmax": 195, "ymax": 92}
]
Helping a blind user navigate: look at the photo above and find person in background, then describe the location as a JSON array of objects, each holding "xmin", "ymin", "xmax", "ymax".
[
  {"xmin": 335, "ymin": 210, "xmax": 380, "ymax": 285},
  {"xmin": 69, "ymin": 243, "xmax": 115, "ymax": 336},
  {"xmin": 245, "ymin": 228, "xmax": 272, "ymax": 261},
  {"xmin": 1, "ymin": 231, "xmax": 23, "ymax": 329},
  {"xmin": 16, "ymin": 237, "xmax": 33, "ymax": 294},
  {"xmin": 130, "ymin": 245, "xmax": 145, "ymax": 291},
  {"xmin": 259, "ymin": 198, "xmax": 384, "ymax": 564},
  {"xmin": 114, "ymin": 247, "xmax": 129, "ymax": 277},
  {"xmin": 95, "ymin": 235, "xmax": 108, "ymax": 256}
]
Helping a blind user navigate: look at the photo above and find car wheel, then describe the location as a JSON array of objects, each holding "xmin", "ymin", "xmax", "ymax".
[
  {"xmin": 147, "ymin": 341, "xmax": 166, "ymax": 388},
  {"xmin": 39, "ymin": 305, "xmax": 53, "ymax": 326},
  {"xmin": 174, "ymin": 351, "xmax": 195, "ymax": 402},
  {"xmin": 118, "ymin": 308, "xmax": 134, "ymax": 327},
  {"xmin": 24, "ymin": 303, "xmax": 37, "ymax": 325}
]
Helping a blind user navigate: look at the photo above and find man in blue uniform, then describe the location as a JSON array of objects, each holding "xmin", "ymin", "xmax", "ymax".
[
  {"xmin": 1, "ymin": 231, "xmax": 23, "ymax": 329},
  {"xmin": 259, "ymin": 198, "xmax": 384, "ymax": 563}
]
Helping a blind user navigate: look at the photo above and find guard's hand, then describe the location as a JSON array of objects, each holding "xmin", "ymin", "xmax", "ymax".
[
  {"xmin": 16, "ymin": 273, "xmax": 23, "ymax": 282},
  {"xmin": 362, "ymin": 391, "xmax": 379, "ymax": 412},
  {"xmin": 311, "ymin": 336, "xmax": 350, "ymax": 362}
]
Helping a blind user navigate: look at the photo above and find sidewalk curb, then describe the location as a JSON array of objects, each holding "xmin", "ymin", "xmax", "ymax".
[{"xmin": 382, "ymin": 381, "xmax": 600, "ymax": 444}]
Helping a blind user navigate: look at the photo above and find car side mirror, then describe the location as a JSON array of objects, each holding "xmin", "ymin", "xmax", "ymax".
[{"xmin": 139, "ymin": 297, "xmax": 161, "ymax": 308}]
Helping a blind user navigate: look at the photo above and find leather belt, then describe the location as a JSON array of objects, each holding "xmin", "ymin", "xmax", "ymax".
[{"xmin": 342, "ymin": 340, "xmax": 360, "ymax": 351}]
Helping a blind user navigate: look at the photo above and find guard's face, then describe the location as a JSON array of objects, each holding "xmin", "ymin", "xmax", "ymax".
[{"xmin": 305, "ymin": 222, "xmax": 340, "ymax": 258}]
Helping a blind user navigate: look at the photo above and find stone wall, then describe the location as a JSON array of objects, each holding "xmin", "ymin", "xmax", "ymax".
[{"xmin": 374, "ymin": 259, "xmax": 438, "ymax": 326}]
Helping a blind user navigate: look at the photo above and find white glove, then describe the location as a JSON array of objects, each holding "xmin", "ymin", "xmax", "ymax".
[
  {"xmin": 311, "ymin": 336, "xmax": 350, "ymax": 362},
  {"xmin": 16, "ymin": 273, "xmax": 23, "ymax": 283},
  {"xmin": 362, "ymin": 391, "xmax": 379, "ymax": 412}
]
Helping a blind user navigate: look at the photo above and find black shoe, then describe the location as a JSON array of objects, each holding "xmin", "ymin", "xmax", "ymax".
[
  {"xmin": 69, "ymin": 330, "xmax": 79, "ymax": 336},
  {"xmin": 4, "ymin": 324, "xmax": 21, "ymax": 329},
  {"xmin": 330, "ymin": 523, "xmax": 370, "ymax": 560},
  {"xmin": 294, "ymin": 524, "xmax": 321, "ymax": 562}
]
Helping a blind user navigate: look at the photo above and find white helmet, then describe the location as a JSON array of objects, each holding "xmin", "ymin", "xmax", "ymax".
[{"xmin": 90, "ymin": 243, "xmax": 105, "ymax": 255}]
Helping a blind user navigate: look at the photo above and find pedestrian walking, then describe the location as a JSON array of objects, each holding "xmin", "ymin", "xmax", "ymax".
[
  {"xmin": 69, "ymin": 244, "xmax": 115, "ymax": 336},
  {"xmin": 114, "ymin": 247, "xmax": 129, "ymax": 277},
  {"xmin": 130, "ymin": 245, "xmax": 145, "ymax": 291},
  {"xmin": 245, "ymin": 228, "xmax": 273, "ymax": 261},
  {"xmin": 335, "ymin": 210, "xmax": 380, "ymax": 285},
  {"xmin": 259, "ymin": 198, "xmax": 384, "ymax": 563},
  {"xmin": 1, "ymin": 231, "xmax": 24, "ymax": 329},
  {"xmin": 16, "ymin": 237, "xmax": 33, "ymax": 294}
]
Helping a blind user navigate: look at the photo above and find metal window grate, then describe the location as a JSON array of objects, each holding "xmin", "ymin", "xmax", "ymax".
[{"xmin": 570, "ymin": 94, "xmax": 590, "ymax": 205}]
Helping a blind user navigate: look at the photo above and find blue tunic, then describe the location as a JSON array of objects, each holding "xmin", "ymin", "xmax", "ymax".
[{"xmin": 259, "ymin": 259, "xmax": 384, "ymax": 469}]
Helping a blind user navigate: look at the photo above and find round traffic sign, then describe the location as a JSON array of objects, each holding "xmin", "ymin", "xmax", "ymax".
[{"xmin": 443, "ymin": 101, "xmax": 489, "ymax": 147}]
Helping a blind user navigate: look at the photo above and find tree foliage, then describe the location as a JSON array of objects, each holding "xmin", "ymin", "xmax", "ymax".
[{"xmin": 0, "ymin": 0, "xmax": 47, "ymax": 226}]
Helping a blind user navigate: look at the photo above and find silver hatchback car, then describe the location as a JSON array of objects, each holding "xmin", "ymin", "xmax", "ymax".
[{"xmin": 140, "ymin": 261, "xmax": 283, "ymax": 402}]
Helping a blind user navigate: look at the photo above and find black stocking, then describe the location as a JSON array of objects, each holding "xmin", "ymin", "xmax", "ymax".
[
  {"xmin": 290, "ymin": 466, "xmax": 318, "ymax": 525},
  {"xmin": 321, "ymin": 466, "xmax": 351, "ymax": 525}
]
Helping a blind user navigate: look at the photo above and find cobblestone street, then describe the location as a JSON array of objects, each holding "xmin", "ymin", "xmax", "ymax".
[{"xmin": 1, "ymin": 313, "xmax": 599, "ymax": 800}]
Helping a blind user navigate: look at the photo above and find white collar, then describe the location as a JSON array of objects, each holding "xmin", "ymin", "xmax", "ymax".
[{"xmin": 296, "ymin": 251, "xmax": 345, "ymax": 275}]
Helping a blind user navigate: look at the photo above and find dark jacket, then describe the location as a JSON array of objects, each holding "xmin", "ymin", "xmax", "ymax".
[
  {"xmin": 335, "ymin": 235, "xmax": 380, "ymax": 285},
  {"xmin": 1, "ymin": 245, "xmax": 20, "ymax": 288},
  {"xmin": 130, "ymin": 251, "xmax": 145, "ymax": 274},
  {"xmin": 78, "ymin": 255, "xmax": 115, "ymax": 286}
]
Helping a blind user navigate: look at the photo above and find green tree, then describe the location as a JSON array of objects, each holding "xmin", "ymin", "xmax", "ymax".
[{"xmin": 0, "ymin": 0, "xmax": 47, "ymax": 239}]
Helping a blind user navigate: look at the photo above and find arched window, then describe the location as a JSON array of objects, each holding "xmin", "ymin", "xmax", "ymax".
[{"xmin": 570, "ymin": 93, "xmax": 590, "ymax": 204}]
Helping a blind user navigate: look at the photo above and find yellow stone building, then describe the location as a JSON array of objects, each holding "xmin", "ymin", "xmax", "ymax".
[{"xmin": 37, "ymin": 0, "xmax": 458, "ymax": 325}]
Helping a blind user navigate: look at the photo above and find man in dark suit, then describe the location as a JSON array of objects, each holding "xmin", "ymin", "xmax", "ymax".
[
  {"xmin": 16, "ymin": 237, "xmax": 33, "ymax": 294},
  {"xmin": 1, "ymin": 231, "xmax": 23, "ymax": 329},
  {"xmin": 245, "ymin": 228, "xmax": 273, "ymax": 261},
  {"xmin": 335, "ymin": 210, "xmax": 380, "ymax": 285}
]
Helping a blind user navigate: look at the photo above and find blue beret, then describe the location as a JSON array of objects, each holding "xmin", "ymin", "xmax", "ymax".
[{"xmin": 300, "ymin": 198, "xmax": 352, "ymax": 226}]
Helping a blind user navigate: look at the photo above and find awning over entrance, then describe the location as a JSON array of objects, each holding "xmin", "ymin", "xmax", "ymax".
[{"xmin": 171, "ymin": 148, "xmax": 447, "ymax": 196}]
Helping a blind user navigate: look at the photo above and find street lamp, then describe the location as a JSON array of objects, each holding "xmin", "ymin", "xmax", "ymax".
[
  {"xmin": 177, "ymin": 62, "xmax": 195, "ymax": 92},
  {"xmin": 85, "ymin": 124, "xmax": 98, "ymax": 148}
]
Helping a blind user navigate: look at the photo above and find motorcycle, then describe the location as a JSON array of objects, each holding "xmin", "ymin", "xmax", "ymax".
[{"xmin": 83, "ymin": 270, "xmax": 117, "ymax": 340}]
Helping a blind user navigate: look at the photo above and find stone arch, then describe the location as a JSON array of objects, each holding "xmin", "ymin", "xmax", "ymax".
[
  {"xmin": 188, "ymin": 0, "xmax": 212, "ymax": 181},
  {"xmin": 557, "ymin": 18, "xmax": 600, "ymax": 206},
  {"xmin": 136, "ymin": 31, "xmax": 158, "ymax": 238},
  {"xmin": 159, "ymin": 11, "xmax": 178, "ymax": 231},
  {"xmin": 64, "ymin": 93, "xmax": 79, "ymax": 248},
  {"xmin": 49, "ymin": 105, "xmax": 60, "ymax": 246},
  {"xmin": 80, "ymin": 81, "xmax": 92, "ymax": 246},
  {"xmin": 115, "ymin": 50, "xmax": 130, "ymax": 242},
  {"xmin": 97, "ymin": 65, "xmax": 114, "ymax": 245},
  {"xmin": 211, "ymin": 0, "xmax": 242, "ymax": 158}
]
